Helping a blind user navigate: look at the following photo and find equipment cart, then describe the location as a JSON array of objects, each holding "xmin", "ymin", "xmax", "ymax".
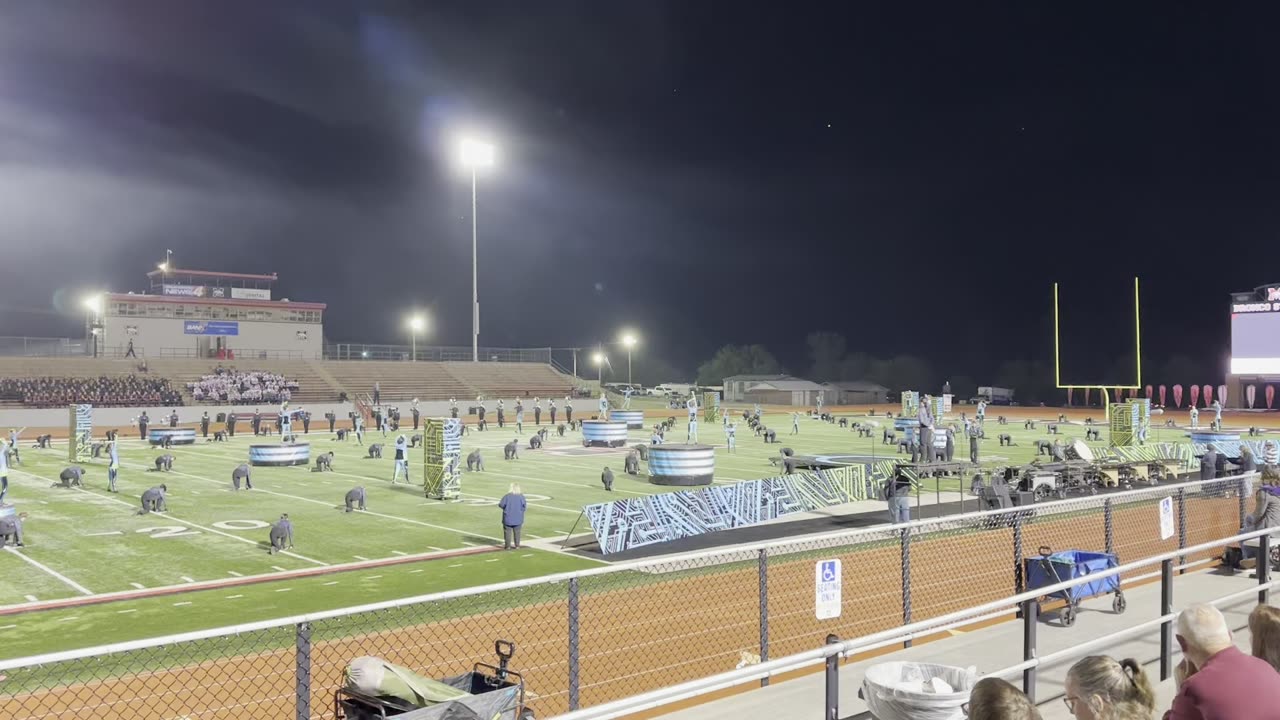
[{"xmin": 1024, "ymin": 547, "xmax": 1126, "ymax": 627}]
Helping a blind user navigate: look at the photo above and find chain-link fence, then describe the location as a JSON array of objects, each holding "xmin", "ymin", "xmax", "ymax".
[{"xmin": 0, "ymin": 475, "xmax": 1254, "ymax": 720}]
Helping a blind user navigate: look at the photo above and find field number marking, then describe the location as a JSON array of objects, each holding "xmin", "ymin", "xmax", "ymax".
[
  {"xmin": 211, "ymin": 520, "xmax": 270, "ymax": 531},
  {"xmin": 137, "ymin": 526, "xmax": 201, "ymax": 539}
]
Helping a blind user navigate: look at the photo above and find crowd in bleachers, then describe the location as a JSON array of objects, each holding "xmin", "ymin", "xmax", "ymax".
[
  {"xmin": 958, "ymin": 602, "xmax": 1280, "ymax": 719},
  {"xmin": 187, "ymin": 367, "xmax": 297, "ymax": 404},
  {"xmin": 0, "ymin": 375, "xmax": 183, "ymax": 408}
]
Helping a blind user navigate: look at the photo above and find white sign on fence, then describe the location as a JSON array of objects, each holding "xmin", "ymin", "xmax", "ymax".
[
  {"xmin": 815, "ymin": 559, "xmax": 842, "ymax": 620},
  {"xmin": 1159, "ymin": 496, "xmax": 1175, "ymax": 540}
]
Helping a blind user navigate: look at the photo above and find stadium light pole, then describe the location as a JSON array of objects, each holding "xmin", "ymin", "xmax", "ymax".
[
  {"xmin": 458, "ymin": 137, "xmax": 497, "ymax": 362},
  {"xmin": 621, "ymin": 333, "xmax": 638, "ymax": 386},
  {"xmin": 592, "ymin": 351, "xmax": 606, "ymax": 386},
  {"xmin": 408, "ymin": 315, "xmax": 426, "ymax": 362},
  {"xmin": 83, "ymin": 295, "xmax": 102, "ymax": 359}
]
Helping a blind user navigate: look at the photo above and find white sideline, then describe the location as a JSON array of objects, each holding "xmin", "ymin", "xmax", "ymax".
[
  {"xmin": 0, "ymin": 472, "xmax": 1261, "ymax": 673},
  {"xmin": 3, "ymin": 547, "xmax": 93, "ymax": 595}
]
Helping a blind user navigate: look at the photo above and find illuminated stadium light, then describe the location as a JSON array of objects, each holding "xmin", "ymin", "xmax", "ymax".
[
  {"xmin": 82, "ymin": 295, "xmax": 102, "ymax": 314},
  {"xmin": 456, "ymin": 135, "xmax": 499, "ymax": 362},
  {"xmin": 407, "ymin": 314, "xmax": 427, "ymax": 362},
  {"xmin": 620, "ymin": 332, "xmax": 639, "ymax": 385}
]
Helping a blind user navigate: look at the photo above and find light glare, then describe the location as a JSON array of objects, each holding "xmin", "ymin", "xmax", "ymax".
[{"xmin": 458, "ymin": 138, "xmax": 497, "ymax": 169}]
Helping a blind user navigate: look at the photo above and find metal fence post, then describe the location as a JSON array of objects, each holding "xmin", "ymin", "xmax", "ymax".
[
  {"xmin": 1160, "ymin": 559, "xmax": 1173, "ymax": 681},
  {"xmin": 1021, "ymin": 599, "xmax": 1038, "ymax": 701},
  {"xmin": 1239, "ymin": 477, "xmax": 1249, "ymax": 533},
  {"xmin": 1260, "ymin": 535, "xmax": 1272, "ymax": 606},
  {"xmin": 1013, "ymin": 513, "xmax": 1025, "ymax": 595},
  {"xmin": 568, "ymin": 577, "xmax": 581, "ymax": 710},
  {"xmin": 901, "ymin": 527, "xmax": 912, "ymax": 648},
  {"xmin": 295, "ymin": 622, "xmax": 311, "ymax": 720},
  {"xmin": 758, "ymin": 548, "xmax": 770, "ymax": 687},
  {"xmin": 1177, "ymin": 488, "xmax": 1188, "ymax": 574},
  {"xmin": 825, "ymin": 634, "xmax": 840, "ymax": 720},
  {"xmin": 1104, "ymin": 498, "xmax": 1114, "ymax": 556}
]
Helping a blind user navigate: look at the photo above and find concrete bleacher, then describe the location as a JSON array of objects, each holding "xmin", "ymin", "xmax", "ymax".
[
  {"xmin": 144, "ymin": 359, "xmax": 341, "ymax": 406},
  {"xmin": 0, "ymin": 357, "xmax": 576, "ymax": 408},
  {"xmin": 323, "ymin": 360, "xmax": 574, "ymax": 403}
]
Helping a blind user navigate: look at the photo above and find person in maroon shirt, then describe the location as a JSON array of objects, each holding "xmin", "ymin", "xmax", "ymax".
[{"xmin": 1166, "ymin": 603, "xmax": 1280, "ymax": 720}]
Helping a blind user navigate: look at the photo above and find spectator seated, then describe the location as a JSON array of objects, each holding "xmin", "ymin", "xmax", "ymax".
[
  {"xmin": 0, "ymin": 375, "xmax": 182, "ymax": 408},
  {"xmin": 187, "ymin": 366, "xmax": 298, "ymax": 405}
]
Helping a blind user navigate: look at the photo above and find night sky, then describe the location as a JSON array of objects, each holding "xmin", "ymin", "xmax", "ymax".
[{"xmin": 2, "ymin": 3, "xmax": 1277, "ymax": 382}]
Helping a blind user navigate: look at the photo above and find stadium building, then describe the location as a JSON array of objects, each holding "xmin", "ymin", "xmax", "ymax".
[{"xmin": 98, "ymin": 268, "xmax": 325, "ymax": 360}]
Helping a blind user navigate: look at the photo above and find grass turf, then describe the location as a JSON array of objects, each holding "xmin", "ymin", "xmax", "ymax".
[{"xmin": 0, "ymin": 405, "xmax": 1168, "ymax": 658}]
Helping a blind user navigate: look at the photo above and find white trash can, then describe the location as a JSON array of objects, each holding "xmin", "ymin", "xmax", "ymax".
[{"xmin": 861, "ymin": 661, "xmax": 977, "ymax": 720}]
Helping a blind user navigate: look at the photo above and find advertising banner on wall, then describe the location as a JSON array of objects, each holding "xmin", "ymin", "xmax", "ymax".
[
  {"xmin": 163, "ymin": 284, "xmax": 205, "ymax": 297},
  {"xmin": 230, "ymin": 287, "xmax": 271, "ymax": 300},
  {"xmin": 183, "ymin": 321, "xmax": 239, "ymax": 336}
]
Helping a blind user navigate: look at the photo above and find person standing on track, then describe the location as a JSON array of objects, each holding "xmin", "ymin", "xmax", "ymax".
[
  {"xmin": 107, "ymin": 439, "xmax": 120, "ymax": 492},
  {"xmin": 917, "ymin": 395, "xmax": 934, "ymax": 465},
  {"xmin": 499, "ymin": 483, "xmax": 526, "ymax": 550},
  {"xmin": 137, "ymin": 412, "xmax": 149, "ymax": 441},
  {"xmin": 967, "ymin": 419, "xmax": 981, "ymax": 465},
  {"xmin": 534, "ymin": 398, "xmax": 542, "ymax": 426},
  {"xmin": 412, "ymin": 400, "xmax": 420, "ymax": 431},
  {"xmin": 565, "ymin": 397, "xmax": 573, "ymax": 425},
  {"xmin": 549, "ymin": 398, "xmax": 557, "ymax": 425},
  {"xmin": 200, "ymin": 411, "xmax": 210, "ymax": 438},
  {"xmin": 0, "ymin": 438, "xmax": 9, "ymax": 505},
  {"xmin": 791, "ymin": 412, "xmax": 800, "ymax": 435}
]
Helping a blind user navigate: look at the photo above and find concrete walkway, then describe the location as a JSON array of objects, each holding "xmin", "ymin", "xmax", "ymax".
[{"xmin": 655, "ymin": 568, "xmax": 1272, "ymax": 720}]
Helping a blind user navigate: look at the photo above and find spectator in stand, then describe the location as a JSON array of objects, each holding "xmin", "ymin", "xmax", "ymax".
[
  {"xmin": 966, "ymin": 677, "xmax": 1043, "ymax": 720},
  {"xmin": 1251, "ymin": 603, "xmax": 1280, "ymax": 674},
  {"xmin": 0, "ymin": 376, "xmax": 181, "ymax": 408},
  {"xmin": 186, "ymin": 369, "xmax": 297, "ymax": 405},
  {"xmin": 1064, "ymin": 655, "xmax": 1155, "ymax": 719},
  {"xmin": 1165, "ymin": 603, "xmax": 1280, "ymax": 720}
]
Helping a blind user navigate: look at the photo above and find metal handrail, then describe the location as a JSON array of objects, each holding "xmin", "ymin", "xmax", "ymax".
[
  {"xmin": 547, "ymin": 524, "xmax": 1275, "ymax": 720},
  {"xmin": 0, "ymin": 473, "xmax": 1261, "ymax": 676}
]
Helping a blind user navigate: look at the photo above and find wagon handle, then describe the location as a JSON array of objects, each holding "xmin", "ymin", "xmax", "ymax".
[{"xmin": 1038, "ymin": 546, "xmax": 1052, "ymax": 556}]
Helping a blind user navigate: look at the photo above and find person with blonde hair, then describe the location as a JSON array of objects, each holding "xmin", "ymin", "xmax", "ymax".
[
  {"xmin": 965, "ymin": 676, "xmax": 1042, "ymax": 719},
  {"xmin": 1166, "ymin": 603, "xmax": 1280, "ymax": 719},
  {"xmin": 498, "ymin": 483, "xmax": 526, "ymax": 550},
  {"xmin": 1064, "ymin": 655, "xmax": 1154, "ymax": 719},
  {"xmin": 1250, "ymin": 603, "xmax": 1280, "ymax": 674}
]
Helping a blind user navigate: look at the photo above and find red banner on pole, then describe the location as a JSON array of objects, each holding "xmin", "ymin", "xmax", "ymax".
[
  {"xmin": 1159, "ymin": 385, "xmax": 1167, "ymax": 407},
  {"xmin": 1190, "ymin": 384, "xmax": 1200, "ymax": 408},
  {"xmin": 1247, "ymin": 385, "xmax": 1257, "ymax": 409},
  {"xmin": 1066, "ymin": 388, "xmax": 1073, "ymax": 406},
  {"xmin": 1202, "ymin": 384, "xmax": 1213, "ymax": 407},
  {"xmin": 1268, "ymin": 385, "xmax": 1275, "ymax": 410},
  {"xmin": 1173, "ymin": 384, "xmax": 1183, "ymax": 408}
]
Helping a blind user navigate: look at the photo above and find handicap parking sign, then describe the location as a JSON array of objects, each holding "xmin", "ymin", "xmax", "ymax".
[{"xmin": 815, "ymin": 559, "xmax": 842, "ymax": 620}]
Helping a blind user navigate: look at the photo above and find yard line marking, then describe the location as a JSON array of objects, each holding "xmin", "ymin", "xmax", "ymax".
[
  {"xmin": 3, "ymin": 547, "xmax": 94, "ymax": 595},
  {"xmin": 428, "ymin": 546, "xmax": 445, "ymax": 552},
  {"xmin": 0, "ymin": 624, "xmax": 16, "ymax": 630},
  {"xmin": 484, "ymin": 558, "xmax": 500, "ymax": 563},
  {"xmin": 448, "ymin": 564, "xmax": 463, "ymax": 568},
  {"xmin": 271, "ymin": 565, "xmax": 288, "ymax": 572},
  {"xmin": 390, "ymin": 550, "xmax": 408, "ymax": 556},
  {"xmin": 57, "ymin": 616, "xmax": 80, "ymax": 622},
  {"xmin": 85, "ymin": 531, "xmax": 123, "ymax": 537},
  {"xmin": 322, "ymin": 581, "xmax": 340, "ymax": 586},
  {"xmin": 121, "ymin": 457, "xmax": 509, "ymax": 544},
  {"xmin": 225, "ymin": 594, "xmax": 244, "ymax": 599},
  {"xmin": 409, "ymin": 569, "xmax": 424, "ymax": 574},
  {"xmin": 227, "ymin": 571, "xmax": 243, "ymax": 577},
  {"xmin": 130, "ymin": 583, "xmax": 146, "ymax": 590},
  {"xmin": 275, "ymin": 588, "xmax": 292, "ymax": 593},
  {"xmin": 13, "ymin": 468, "xmax": 329, "ymax": 567},
  {"xmin": 180, "ymin": 576, "xmax": 195, "ymax": 583},
  {"xmin": 24, "ymin": 595, "xmax": 37, "ymax": 603},
  {"xmin": 363, "ymin": 575, "xmax": 382, "ymax": 580},
  {"xmin": 352, "ymin": 555, "xmax": 370, "ymax": 561},
  {"xmin": 172, "ymin": 602, "xmax": 192, "ymax": 607},
  {"xmin": 116, "ymin": 609, "xmax": 137, "ymax": 614}
]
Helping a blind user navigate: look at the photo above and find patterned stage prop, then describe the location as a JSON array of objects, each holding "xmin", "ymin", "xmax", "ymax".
[
  {"xmin": 424, "ymin": 418, "xmax": 462, "ymax": 500},
  {"xmin": 703, "ymin": 392, "xmax": 720, "ymax": 424},
  {"xmin": 900, "ymin": 391, "xmax": 919, "ymax": 419},
  {"xmin": 68, "ymin": 404, "xmax": 92, "ymax": 463},
  {"xmin": 1109, "ymin": 402, "xmax": 1137, "ymax": 447},
  {"xmin": 586, "ymin": 464, "xmax": 880, "ymax": 554},
  {"xmin": 584, "ymin": 439, "xmax": 1218, "ymax": 554}
]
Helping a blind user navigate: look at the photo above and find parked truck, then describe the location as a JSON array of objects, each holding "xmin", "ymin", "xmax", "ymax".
[{"xmin": 974, "ymin": 386, "xmax": 1016, "ymax": 405}]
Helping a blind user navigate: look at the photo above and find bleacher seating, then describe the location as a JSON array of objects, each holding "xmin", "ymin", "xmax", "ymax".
[
  {"xmin": 322, "ymin": 361, "xmax": 574, "ymax": 403},
  {"xmin": 146, "ymin": 359, "xmax": 341, "ymax": 405}
]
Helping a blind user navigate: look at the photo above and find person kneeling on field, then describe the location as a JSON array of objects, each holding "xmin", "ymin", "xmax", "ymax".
[
  {"xmin": 0, "ymin": 512, "xmax": 27, "ymax": 547},
  {"xmin": 345, "ymin": 487, "xmax": 366, "ymax": 513},
  {"xmin": 269, "ymin": 514, "xmax": 293, "ymax": 554},
  {"xmin": 232, "ymin": 463, "xmax": 253, "ymax": 491},
  {"xmin": 54, "ymin": 466, "xmax": 86, "ymax": 488},
  {"xmin": 139, "ymin": 484, "xmax": 168, "ymax": 514}
]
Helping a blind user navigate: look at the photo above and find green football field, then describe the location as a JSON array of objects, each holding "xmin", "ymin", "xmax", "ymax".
[{"xmin": 0, "ymin": 405, "xmax": 1170, "ymax": 659}]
